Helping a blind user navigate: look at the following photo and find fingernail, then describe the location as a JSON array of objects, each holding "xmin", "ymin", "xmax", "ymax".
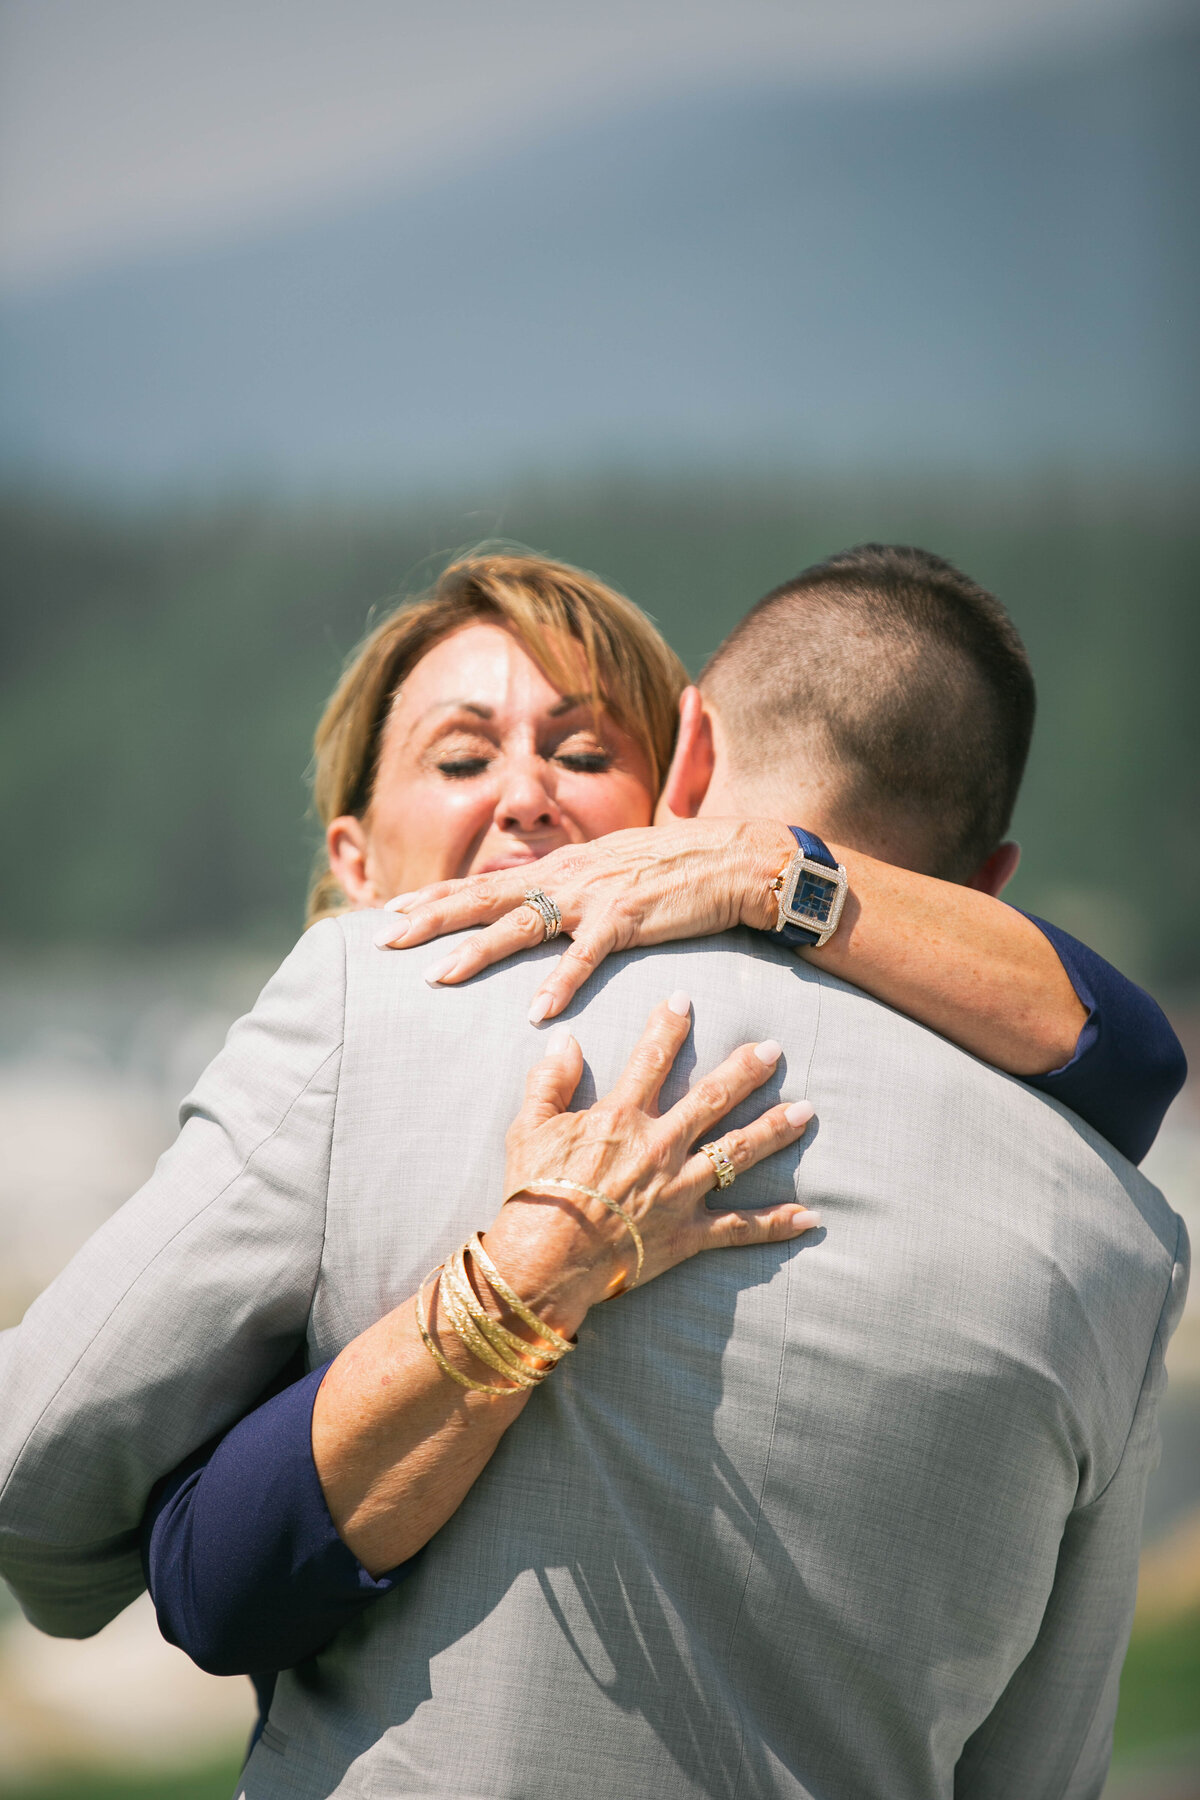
[
  {"xmin": 792, "ymin": 1209, "xmax": 822, "ymax": 1231},
  {"xmin": 667, "ymin": 989, "xmax": 691, "ymax": 1017},
  {"xmin": 424, "ymin": 955, "xmax": 458, "ymax": 986},
  {"xmin": 528, "ymin": 993, "xmax": 553, "ymax": 1024},
  {"xmin": 383, "ymin": 896, "xmax": 407, "ymax": 913},
  {"xmin": 545, "ymin": 1027, "xmax": 573, "ymax": 1057},
  {"xmin": 785, "ymin": 1100, "xmax": 814, "ymax": 1127},
  {"xmin": 754, "ymin": 1039, "xmax": 782, "ymax": 1065},
  {"xmin": 374, "ymin": 929, "xmax": 403, "ymax": 949},
  {"xmin": 381, "ymin": 913, "xmax": 410, "ymax": 940}
]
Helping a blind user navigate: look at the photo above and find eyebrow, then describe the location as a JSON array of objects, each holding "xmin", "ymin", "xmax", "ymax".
[{"xmin": 416, "ymin": 694, "xmax": 592, "ymax": 728}]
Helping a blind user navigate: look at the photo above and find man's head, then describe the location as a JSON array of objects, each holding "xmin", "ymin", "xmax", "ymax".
[{"xmin": 659, "ymin": 544, "xmax": 1035, "ymax": 889}]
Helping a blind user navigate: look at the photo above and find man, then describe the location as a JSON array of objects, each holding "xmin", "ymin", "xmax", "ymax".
[{"xmin": 0, "ymin": 546, "xmax": 1187, "ymax": 1796}]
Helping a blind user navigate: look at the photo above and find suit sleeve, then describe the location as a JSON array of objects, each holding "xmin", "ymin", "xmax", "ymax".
[
  {"xmin": 0, "ymin": 918, "xmax": 346, "ymax": 1638},
  {"xmin": 954, "ymin": 1216, "xmax": 1190, "ymax": 1799}
]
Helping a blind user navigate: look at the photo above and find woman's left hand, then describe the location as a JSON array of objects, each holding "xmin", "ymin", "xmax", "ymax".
[{"xmin": 374, "ymin": 818, "xmax": 798, "ymax": 1022}]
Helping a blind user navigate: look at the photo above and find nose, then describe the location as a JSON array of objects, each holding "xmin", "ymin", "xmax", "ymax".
[{"xmin": 494, "ymin": 753, "xmax": 561, "ymax": 836}]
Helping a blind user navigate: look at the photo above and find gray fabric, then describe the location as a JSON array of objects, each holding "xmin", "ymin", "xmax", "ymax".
[{"xmin": 0, "ymin": 912, "xmax": 1187, "ymax": 1799}]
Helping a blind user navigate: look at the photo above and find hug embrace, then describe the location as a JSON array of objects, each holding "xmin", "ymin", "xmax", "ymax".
[{"xmin": 0, "ymin": 544, "xmax": 1188, "ymax": 1799}]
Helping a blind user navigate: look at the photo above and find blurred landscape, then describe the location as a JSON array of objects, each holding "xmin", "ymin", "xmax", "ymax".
[{"xmin": 1, "ymin": 0, "xmax": 1198, "ymax": 1793}]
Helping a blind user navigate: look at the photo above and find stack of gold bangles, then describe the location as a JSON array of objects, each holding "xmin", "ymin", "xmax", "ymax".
[
  {"xmin": 416, "ymin": 1232, "xmax": 577, "ymax": 1396},
  {"xmin": 416, "ymin": 1180, "xmax": 645, "ymax": 1396}
]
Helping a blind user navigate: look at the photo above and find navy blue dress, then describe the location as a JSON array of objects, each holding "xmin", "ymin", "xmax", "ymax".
[{"xmin": 141, "ymin": 915, "xmax": 1187, "ymax": 1718}]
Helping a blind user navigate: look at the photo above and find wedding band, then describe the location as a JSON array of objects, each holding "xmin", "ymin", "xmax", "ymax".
[
  {"xmin": 701, "ymin": 1141, "xmax": 737, "ymax": 1191},
  {"xmin": 522, "ymin": 888, "xmax": 562, "ymax": 943}
]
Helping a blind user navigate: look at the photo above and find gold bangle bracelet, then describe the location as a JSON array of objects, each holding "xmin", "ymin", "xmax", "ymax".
[
  {"xmin": 414, "ymin": 1268, "xmax": 524, "ymax": 1397},
  {"xmin": 440, "ymin": 1250, "xmax": 548, "ymax": 1387},
  {"xmin": 445, "ymin": 1248, "xmax": 535, "ymax": 1375},
  {"xmin": 450, "ymin": 1245, "xmax": 565, "ymax": 1376},
  {"xmin": 515, "ymin": 1179, "xmax": 645, "ymax": 1292},
  {"xmin": 467, "ymin": 1235, "xmax": 576, "ymax": 1357},
  {"xmin": 438, "ymin": 1262, "xmax": 543, "ymax": 1388}
]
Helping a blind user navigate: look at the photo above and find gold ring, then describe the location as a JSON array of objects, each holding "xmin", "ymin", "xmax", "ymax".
[
  {"xmin": 523, "ymin": 888, "xmax": 563, "ymax": 943},
  {"xmin": 701, "ymin": 1141, "xmax": 737, "ymax": 1191}
]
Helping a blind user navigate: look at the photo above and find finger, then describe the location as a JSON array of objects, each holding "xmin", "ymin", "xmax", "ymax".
[
  {"xmin": 374, "ymin": 871, "xmax": 533, "ymax": 949},
  {"xmin": 526, "ymin": 928, "xmax": 620, "ymax": 1023},
  {"xmin": 514, "ymin": 1028, "xmax": 584, "ymax": 1128},
  {"xmin": 679, "ymin": 1098, "xmax": 815, "ymax": 1196},
  {"xmin": 420, "ymin": 907, "xmax": 549, "ymax": 987},
  {"xmin": 605, "ymin": 993, "xmax": 693, "ymax": 1113},
  {"xmin": 698, "ymin": 1200, "xmax": 823, "ymax": 1253},
  {"xmin": 383, "ymin": 878, "xmax": 462, "ymax": 913},
  {"xmin": 660, "ymin": 1039, "xmax": 786, "ymax": 1148}
]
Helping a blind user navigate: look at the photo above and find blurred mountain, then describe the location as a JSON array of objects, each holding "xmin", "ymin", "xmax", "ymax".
[{"xmin": 1, "ymin": 16, "xmax": 1197, "ymax": 493}]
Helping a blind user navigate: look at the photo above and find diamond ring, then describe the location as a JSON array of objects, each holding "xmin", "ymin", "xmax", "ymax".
[
  {"xmin": 522, "ymin": 889, "xmax": 563, "ymax": 943},
  {"xmin": 700, "ymin": 1141, "xmax": 737, "ymax": 1191}
]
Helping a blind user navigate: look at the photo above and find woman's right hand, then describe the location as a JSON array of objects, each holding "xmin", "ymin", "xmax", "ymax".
[{"xmin": 480, "ymin": 993, "xmax": 819, "ymax": 1336}]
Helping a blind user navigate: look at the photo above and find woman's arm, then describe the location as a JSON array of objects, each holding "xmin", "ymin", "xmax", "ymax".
[
  {"xmin": 375, "ymin": 818, "xmax": 1184, "ymax": 1157},
  {"xmin": 141, "ymin": 1001, "xmax": 817, "ymax": 1672},
  {"xmin": 376, "ymin": 819, "xmax": 1083, "ymax": 1071}
]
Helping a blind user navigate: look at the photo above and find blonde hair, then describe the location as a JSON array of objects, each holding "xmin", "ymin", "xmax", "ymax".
[{"xmin": 308, "ymin": 551, "xmax": 688, "ymax": 924}]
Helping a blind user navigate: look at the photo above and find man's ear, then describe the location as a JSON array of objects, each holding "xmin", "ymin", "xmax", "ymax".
[
  {"xmin": 966, "ymin": 840, "xmax": 1021, "ymax": 897},
  {"xmin": 326, "ymin": 815, "xmax": 379, "ymax": 908},
  {"xmin": 656, "ymin": 687, "xmax": 715, "ymax": 820}
]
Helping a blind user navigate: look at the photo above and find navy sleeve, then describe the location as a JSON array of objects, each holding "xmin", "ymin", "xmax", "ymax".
[
  {"xmin": 141, "ymin": 1358, "xmax": 415, "ymax": 1680},
  {"xmin": 1017, "ymin": 912, "xmax": 1186, "ymax": 1165}
]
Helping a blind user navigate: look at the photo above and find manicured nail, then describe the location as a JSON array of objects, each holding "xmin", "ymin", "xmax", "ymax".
[
  {"xmin": 424, "ymin": 954, "xmax": 458, "ymax": 986},
  {"xmin": 792, "ymin": 1209, "xmax": 822, "ymax": 1231},
  {"xmin": 754, "ymin": 1039, "xmax": 782, "ymax": 1065},
  {"xmin": 374, "ymin": 929, "xmax": 403, "ymax": 949},
  {"xmin": 381, "ymin": 913, "xmax": 410, "ymax": 940},
  {"xmin": 383, "ymin": 896, "xmax": 407, "ymax": 913},
  {"xmin": 545, "ymin": 1027, "xmax": 573, "ymax": 1057},
  {"xmin": 528, "ymin": 992, "xmax": 554, "ymax": 1024},
  {"xmin": 667, "ymin": 989, "xmax": 691, "ymax": 1017},
  {"xmin": 785, "ymin": 1100, "xmax": 814, "ymax": 1127}
]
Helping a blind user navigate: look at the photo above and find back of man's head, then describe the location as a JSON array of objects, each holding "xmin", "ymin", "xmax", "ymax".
[{"xmin": 699, "ymin": 544, "xmax": 1035, "ymax": 882}]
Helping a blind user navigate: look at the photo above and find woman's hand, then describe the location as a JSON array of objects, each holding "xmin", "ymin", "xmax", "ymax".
[
  {"xmin": 480, "ymin": 992, "xmax": 818, "ymax": 1336},
  {"xmin": 374, "ymin": 818, "xmax": 797, "ymax": 1023}
]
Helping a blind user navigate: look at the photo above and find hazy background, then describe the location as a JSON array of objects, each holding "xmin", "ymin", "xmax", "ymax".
[{"xmin": 1, "ymin": 3, "xmax": 1198, "ymax": 1795}]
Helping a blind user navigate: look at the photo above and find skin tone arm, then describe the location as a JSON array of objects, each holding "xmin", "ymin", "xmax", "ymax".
[
  {"xmin": 312, "ymin": 998, "xmax": 816, "ymax": 1575},
  {"xmin": 373, "ymin": 683, "xmax": 1085, "ymax": 1081},
  {"xmin": 377, "ymin": 817, "xmax": 1081, "ymax": 1079}
]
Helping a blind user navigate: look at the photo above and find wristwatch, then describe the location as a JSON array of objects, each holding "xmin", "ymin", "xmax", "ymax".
[{"xmin": 768, "ymin": 826, "xmax": 847, "ymax": 949}]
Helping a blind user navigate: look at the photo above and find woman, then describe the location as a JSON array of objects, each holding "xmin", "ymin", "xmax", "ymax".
[{"xmin": 139, "ymin": 550, "xmax": 1184, "ymax": 1707}]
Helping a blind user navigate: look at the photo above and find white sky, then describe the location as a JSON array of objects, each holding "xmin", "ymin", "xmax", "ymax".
[{"xmin": 0, "ymin": 0, "xmax": 1164, "ymax": 288}]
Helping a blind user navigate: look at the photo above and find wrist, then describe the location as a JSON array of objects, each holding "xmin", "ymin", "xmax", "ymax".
[
  {"xmin": 479, "ymin": 1199, "xmax": 618, "ymax": 1336},
  {"xmin": 739, "ymin": 819, "xmax": 799, "ymax": 932}
]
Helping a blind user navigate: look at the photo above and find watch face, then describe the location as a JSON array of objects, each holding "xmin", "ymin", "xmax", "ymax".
[
  {"xmin": 779, "ymin": 855, "xmax": 847, "ymax": 940},
  {"xmin": 792, "ymin": 870, "xmax": 838, "ymax": 926}
]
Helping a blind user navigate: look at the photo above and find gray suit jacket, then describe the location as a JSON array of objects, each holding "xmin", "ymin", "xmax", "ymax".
[{"xmin": 0, "ymin": 913, "xmax": 1188, "ymax": 1799}]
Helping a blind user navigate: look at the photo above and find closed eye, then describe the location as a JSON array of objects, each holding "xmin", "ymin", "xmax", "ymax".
[
  {"xmin": 436, "ymin": 756, "xmax": 492, "ymax": 778},
  {"xmin": 555, "ymin": 750, "xmax": 612, "ymax": 773}
]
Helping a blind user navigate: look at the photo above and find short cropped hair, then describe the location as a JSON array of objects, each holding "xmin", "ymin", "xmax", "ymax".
[
  {"xmin": 309, "ymin": 551, "xmax": 688, "ymax": 923},
  {"xmin": 699, "ymin": 545, "xmax": 1035, "ymax": 881}
]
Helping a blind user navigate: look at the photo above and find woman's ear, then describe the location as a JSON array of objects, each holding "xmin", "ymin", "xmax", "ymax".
[
  {"xmin": 656, "ymin": 687, "xmax": 716, "ymax": 821},
  {"xmin": 326, "ymin": 815, "xmax": 380, "ymax": 908},
  {"xmin": 966, "ymin": 840, "xmax": 1021, "ymax": 897}
]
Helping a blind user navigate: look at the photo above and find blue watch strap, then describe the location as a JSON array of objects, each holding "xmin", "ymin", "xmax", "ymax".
[
  {"xmin": 787, "ymin": 825, "xmax": 837, "ymax": 870},
  {"xmin": 774, "ymin": 827, "xmax": 840, "ymax": 948}
]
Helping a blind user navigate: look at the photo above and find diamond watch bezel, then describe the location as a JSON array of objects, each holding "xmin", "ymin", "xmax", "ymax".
[{"xmin": 773, "ymin": 851, "xmax": 848, "ymax": 948}]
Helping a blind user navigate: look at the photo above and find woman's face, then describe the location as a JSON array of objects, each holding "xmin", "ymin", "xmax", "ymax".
[{"xmin": 327, "ymin": 622, "xmax": 657, "ymax": 906}]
